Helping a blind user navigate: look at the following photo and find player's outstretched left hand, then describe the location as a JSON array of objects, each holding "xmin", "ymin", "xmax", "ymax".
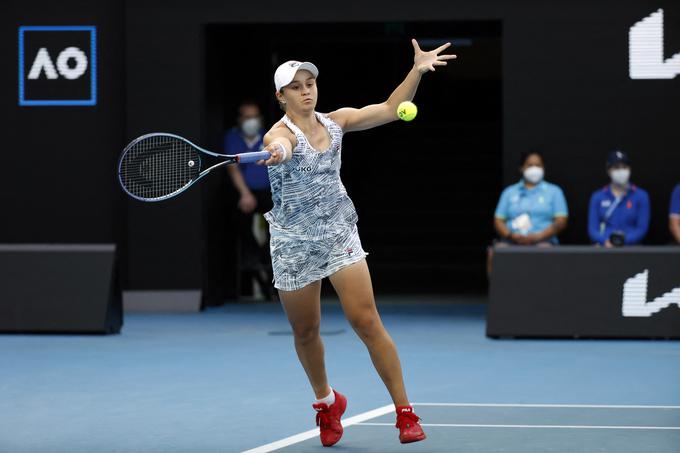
[{"xmin": 412, "ymin": 39, "xmax": 457, "ymax": 74}]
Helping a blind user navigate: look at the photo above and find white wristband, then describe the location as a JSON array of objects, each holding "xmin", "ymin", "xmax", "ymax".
[{"xmin": 277, "ymin": 142, "xmax": 290, "ymax": 161}]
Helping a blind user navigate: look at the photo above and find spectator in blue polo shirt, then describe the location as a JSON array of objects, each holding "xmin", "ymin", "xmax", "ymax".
[
  {"xmin": 588, "ymin": 150, "xmax": 650, "ymax": 247},
  {"xmin": 225, "ymin": 101, "xmax": 274, "ymax": 299},
  {"xmin": 494, "ymin": 150, "xmax": 569, "ymax": 245},
  {"xmin": 669, "ymin": 183, "xmax": 680, "ymax": 244},
  {"xmin": 488, "ymin": 150, "xmax": 569, "ymax": 274}
]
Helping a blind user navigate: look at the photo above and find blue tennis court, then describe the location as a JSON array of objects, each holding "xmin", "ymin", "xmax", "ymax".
[
  {"xmin": 5, "ymin": 2, "xmax": 680, "ymax": 452},
  {"xmin": 2, "ymin": 299, "xmax": 678, "ymax": 452},
  {"xmin": 252, "ymin": 403, "xmax": 680, "ymax": 452}
]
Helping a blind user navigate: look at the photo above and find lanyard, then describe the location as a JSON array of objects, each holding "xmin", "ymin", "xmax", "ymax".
[{"xmin": 600, "ymin": 195, "xmax": 624, "ymax": 235}]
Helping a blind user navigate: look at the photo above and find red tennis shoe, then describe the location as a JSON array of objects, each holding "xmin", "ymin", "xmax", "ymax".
[
  {"xmin": 396, "ymin": 406, "xmax": 426, "ymax": 443},
  {"xmin": 312, "ymin": 390, "xmax": 347, "ymax": 447}
]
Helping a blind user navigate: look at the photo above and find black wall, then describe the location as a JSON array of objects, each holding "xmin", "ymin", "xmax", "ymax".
[
  {"xmin": 204, "ymin": 22, "xmax": 502, "ymax": 295},
  {"xmin": 502, "ymin": 3, "xmax": 680, "ymax": 246},
  {"xmin": 125, "ymin": 0, "xmax": 679, "ymax": 295},
  {"xmin": 3, "ymin": 1, "xmax": 678, "ymax": 296},
  {"xmin": 2, "ymin": 0, "xmax": 124, "ymax": 245}
]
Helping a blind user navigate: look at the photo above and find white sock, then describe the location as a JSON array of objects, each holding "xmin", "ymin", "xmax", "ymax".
[{"xmin": 316, "ymin": 388, "xmax": 335, "ymax": 406}]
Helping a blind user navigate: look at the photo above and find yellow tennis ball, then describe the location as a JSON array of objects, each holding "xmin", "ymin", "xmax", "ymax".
[{"xmin": 397, "ymin": 101, "xmax": 418, "ymax": 121}]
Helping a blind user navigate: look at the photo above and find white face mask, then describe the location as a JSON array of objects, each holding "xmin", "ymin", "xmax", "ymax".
[
  {"xmin": 523, "ymin": 166, "xmax": 544, "ymax": 184},
  {"xmin": 610, "ymin": 168, "xmax": 631, "ymax": 186},
  {"xmin": 241, "ymin": 117, "xmax": 262, "ymax": 137}
]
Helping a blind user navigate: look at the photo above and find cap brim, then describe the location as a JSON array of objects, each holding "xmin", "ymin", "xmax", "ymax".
[{"xmin": 297, "ymin": 62, "xmax": 319, "ymax": 78}]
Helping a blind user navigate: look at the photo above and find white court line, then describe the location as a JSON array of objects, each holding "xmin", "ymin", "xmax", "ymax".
[
  {"xmin": 242, "ymin": 404, "xmax": 395, "ymax": 453},
  {"xmin": 244, "ymin": 402, "xmax": 680, "ymax": 452},
  {"xmin": 357, "ymin": 422, "xmax": 680, "ymax": 430},
  {"xmin": 412, "ymin": 403, "xmax": 680, "ymax": 409}
]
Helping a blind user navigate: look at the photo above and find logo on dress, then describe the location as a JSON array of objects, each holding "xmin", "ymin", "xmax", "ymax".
[
  {"xmin": 295, "ymin": 166, "xmax": 312, "ymax": 172},
  {"xmin": 345, "ymin": 247, "xmax": 354, "ymax": 257}
]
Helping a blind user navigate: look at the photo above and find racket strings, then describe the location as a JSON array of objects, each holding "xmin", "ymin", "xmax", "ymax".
[{"xmin": 120, "ymin": 135, "xmax": 201, "ymax": 200}]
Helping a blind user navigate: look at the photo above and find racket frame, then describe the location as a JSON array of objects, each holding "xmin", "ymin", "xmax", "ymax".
[{"xmin": 118, "ymin": 132, "xmax": 269, "ymax": 202}]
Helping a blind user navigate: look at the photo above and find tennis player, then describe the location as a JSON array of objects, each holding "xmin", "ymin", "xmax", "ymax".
[{"xmin": 259, "ymin": 39, "xmax": 456, "ymax": 446}]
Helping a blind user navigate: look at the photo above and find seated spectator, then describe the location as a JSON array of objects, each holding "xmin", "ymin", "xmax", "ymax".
[
  {"xmin": 588, "ymin": 150, "xmax": 650, "ymax": 247},
  {"xmin": 494, "ymin": 150, "xmax": 569, "ymax": 245},
  {"xmin": 670, "ymin": 183, "xmax": 680, "ymax": 244},
  {"xmin": 488, "ymin": 150, "xmax": 568, "ymax": 274}
]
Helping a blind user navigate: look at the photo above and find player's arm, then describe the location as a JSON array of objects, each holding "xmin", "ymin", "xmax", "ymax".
[
  {"xmin": 330, "ymin": 39, "xmax": 456, "ymax": 133},
  {"xmin": 260, "ymin": 123, "xmax": 297, "ymax": 166}
]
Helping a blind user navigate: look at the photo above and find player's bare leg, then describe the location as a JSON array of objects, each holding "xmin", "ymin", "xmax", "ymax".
[
  {"xmin": 330, "ymin": 259, "xmax": 426, "ymax": 442},
  {"xmin": 329, "ymin": 259, "xmax": 409, "ymax": 407},
  {"xmin": 280, "ymin": 281, "xmax": 347, "ymax": 447},
  {"xmin": 278, "ymin": 281, "xmax": 331, "ymax": 399}
]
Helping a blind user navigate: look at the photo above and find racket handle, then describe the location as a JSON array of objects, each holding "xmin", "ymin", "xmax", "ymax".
[{"xmin": 237, "ymin": 151, "xmax": 271, "ymax": 164}]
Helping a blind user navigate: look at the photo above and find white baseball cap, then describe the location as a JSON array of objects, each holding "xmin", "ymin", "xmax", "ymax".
[{"xmin": 274, "ymin": 60, "xmax": 319, "ymax": 92}]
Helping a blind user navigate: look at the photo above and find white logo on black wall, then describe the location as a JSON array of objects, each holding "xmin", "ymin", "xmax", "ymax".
[
  {"xmin": 18, "ymin": 26, "xmax": 97, "ymax": 106},
  {"xmin": 622, "ymin": 270, "xmax": 680, "ymax": 317},
  {"xmin": 28, "ymin": 47, "xmax": 88, "ymax": 80},
  {"xmin": 629, "ymin": 9, "xmax": 680, "ymax": 79}
]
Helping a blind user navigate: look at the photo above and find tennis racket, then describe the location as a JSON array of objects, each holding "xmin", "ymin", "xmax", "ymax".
[{"xmin": 118, "ymin": 133, "xmax": 271, "ymax": 202}]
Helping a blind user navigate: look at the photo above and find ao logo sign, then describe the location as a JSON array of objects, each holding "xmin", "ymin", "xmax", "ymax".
[
  {"xmin": 28, "ymin": 47, "xmax": 88, "ymax": 80},
  {"xmin": 18, "ymin": 26, "xmax": 97, "ymax": 106},
  {"xmin": 621, "ymin": 270, "xmax": 680, "ymax": 317},
  {"xmin": 629, "ymin": 9, "xmax": 680, "ymax": 79}
]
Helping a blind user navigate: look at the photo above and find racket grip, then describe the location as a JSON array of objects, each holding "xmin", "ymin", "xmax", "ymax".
[{"xmin": 238, "ymin": 151, "xmax": 271, "ymax": 164}]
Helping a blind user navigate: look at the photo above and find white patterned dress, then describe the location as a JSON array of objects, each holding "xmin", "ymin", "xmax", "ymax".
[{"xmin": 264, "ymin": 112, "xmax": 367, "ymax": 291}]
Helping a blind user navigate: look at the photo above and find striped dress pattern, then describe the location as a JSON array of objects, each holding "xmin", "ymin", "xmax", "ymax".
[{"xmin": 264, "ymin": 112, "xmax": 367, "ymax": 291}]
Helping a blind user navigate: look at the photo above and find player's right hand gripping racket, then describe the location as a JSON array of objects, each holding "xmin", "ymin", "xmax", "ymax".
[{"xmin": 118, "ymin": 133, "xmax": 271, "ymax": 202}]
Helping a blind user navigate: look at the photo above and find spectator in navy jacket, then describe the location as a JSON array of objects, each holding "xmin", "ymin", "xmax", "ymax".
[
  {"xmin": 588, "ymin": 151, "xmax": 650, "ymax": 247},
  {"xmin": 225, "ymin": 101, "xmax": 274, "ymax": 299}
]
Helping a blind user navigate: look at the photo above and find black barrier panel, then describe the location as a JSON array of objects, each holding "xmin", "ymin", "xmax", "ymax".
[
  {"xmin": 488, "ymin": 246, "xmax": 680, "ymax": 339},
  {"xmin": 0, "ymin": 244, "xmax": 121, "ymax": 334}
]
